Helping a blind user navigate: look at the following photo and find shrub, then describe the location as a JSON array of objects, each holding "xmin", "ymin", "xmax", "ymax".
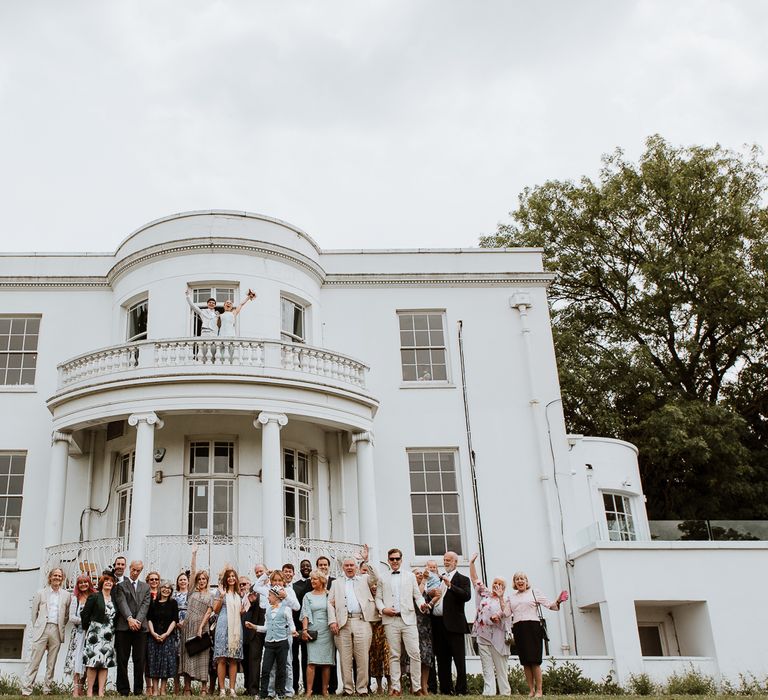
[
  {"xmin": 663, "ymin": 666, "xmax": 717, "ymax": 695},
  {"xmin": 598, "ymin": 670, "xmax": 625, "ymax": 695},
  {"xmin": 508, "ymin": 665, "xmax": 530, "ymax": 694},
  {"xmin": 627, "ymin": 672, "xmax": 657, "ymax": 695},
  {"xmin": 542, "ymin": 659, "xmax": 598, "ymax": 694},
  {"xmin": 721, "ymin": 672, "xmax": 768, "ymax": 695}
]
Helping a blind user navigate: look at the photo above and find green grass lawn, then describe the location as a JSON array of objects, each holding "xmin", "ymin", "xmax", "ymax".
[{"xmin": 2, "ymin": 695, "xmax": 768, "ymax": 699}]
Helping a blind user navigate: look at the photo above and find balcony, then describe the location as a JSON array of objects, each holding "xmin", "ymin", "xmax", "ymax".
[{"xmin": 48, "ymin": 338, "xmax": 377, "ymax": 430}]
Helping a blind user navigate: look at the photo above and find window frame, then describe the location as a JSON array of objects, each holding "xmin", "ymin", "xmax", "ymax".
[
  {"xmin": 115, "ymin": 451, "xmax": 134, "ymax": 543},
  {"xmin": 397, "ymin": 310, "xmax": 450, "ymax": 384},
  {"xmin": 0, "ymin": 627, "xmax": 25, "ymax": 660},
  {"xmin": 407, "ymin": 448, "xmax": 463, "ymax": 557},
  {"xmin": 283, "ymin": 446, "xmax": 311, "ymax": 539},
  {"xmin": 125, "ymin": 298, "xmax": 148, "ymax": 342},
  {"xmin": 184, "ymin": 437, "xmax": 238, "ymax": 538},
  {"xmin": 0, "ymin": 316, "xmax": 41, "ymax": 388},
  {"xmin": 602, "ymin": 491, "xmax": 637, "ymax": 542},
  {"xmin": 280, "ymin": 295, "xmax": 307, "ymax": 344},
  {"xmin": 637, "ymin": 623, "xmax": 667, "ymax": 656},
  {"xmin": 0, "ymin": 451, "xmax": 26, "ymax": 565},
  {"xmin": 188, "ymin": 285, "xmax": 238, "ymax": 336}
]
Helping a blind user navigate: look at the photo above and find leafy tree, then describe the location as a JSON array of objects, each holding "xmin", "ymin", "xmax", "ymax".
[{"xmin": 481, "ymin": 135, "xmax": 768, "ymax": 518}]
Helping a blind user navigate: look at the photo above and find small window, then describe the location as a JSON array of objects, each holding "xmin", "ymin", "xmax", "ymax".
[
  {"xmin": 281, "ymin": 297, "xmax": 305, "ymax": 343},
  {"xmin": 126, "ymin": 300, "xmax": 148, "ymax": 342},
  {"xmin": 0, "ymin": 316, "xmax": 40, "ymax": 386},
  {"xmin": 0, "ymin": 452, "xmax": 25, "ymax": 561},
  {"xmin": 638, "ymin": 624, "xmax": 665, "ymax": 656},
  {"xmin": 408, "ymin": 450, "xmax": 462, "ymax": 556},
  {"xmin": 398, "ymin": 312, "xmax": 448, "ymax": 382},
  {"xmin": 283, "ymin": 448, "xmax": 310, "ymax": 539},
  {"xmin": 116, "ymin": 452, "xmax": 134, "ymax": 542},
  {"xmin": 0, "ymin": 628, "xmax": 24, "ymax": 659},
  {"xmin": 603, "ymin": 492, "xmax": 636, "ymax": 541}
]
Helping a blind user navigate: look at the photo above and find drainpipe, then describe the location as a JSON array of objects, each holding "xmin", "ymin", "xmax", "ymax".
[{"xmin": 510, "ymin": 292, "xmax": 570, "ymax": 655}]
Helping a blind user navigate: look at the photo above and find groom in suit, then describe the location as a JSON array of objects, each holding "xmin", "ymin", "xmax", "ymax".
[
  {"xmin": 327, "ymin": 545, "xmax": 378, "ymax": 696},
  {"xmin": 113, "ymin": 560, "xmax": 151, "ymax": 696},
  {"xmin": 431, "ymin": 551, "xmax": 471, "ymax": 695},
  {"xmin": 375, "ymin": 548, "xmax": 428, "ymax": 696}
]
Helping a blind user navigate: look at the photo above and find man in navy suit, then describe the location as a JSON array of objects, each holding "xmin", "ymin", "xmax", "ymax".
[
  {"xmin": 113, "ymin": 560, "xmax": 151, "ymax": 696},
  {"xmin": 431, "ymin": 551, "xmax": 471, "ymax": 695}
]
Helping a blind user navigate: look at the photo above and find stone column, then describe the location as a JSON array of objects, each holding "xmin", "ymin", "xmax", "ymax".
[
  {"xmin": 350, "ymin": 431, "xmax": 379, "ymax": 562},
  {"xmin": 256, "ymin": 412, "xmax": 288, "ymax": 568},
  {"xmin": 44, "ymin": 431, "xmax": 73, "ymax": 548},
  {"xmin": 127, "ymin": 412, "xmax": 164, "ymax": 562}
]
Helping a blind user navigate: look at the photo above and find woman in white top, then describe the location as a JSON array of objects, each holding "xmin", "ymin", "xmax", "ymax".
[
  {"xmin": 507, "ymin": 573, "xmax": 567, "ymax": 697},
  {"xmin": 218, "ymin": 290, "xmax": 256, "ymax": 338}
]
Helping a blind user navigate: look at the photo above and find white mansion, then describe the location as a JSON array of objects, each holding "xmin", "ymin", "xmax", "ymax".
[{"xmin": 0, "ymin": 210, "xmax": 766, "ymax": 686}]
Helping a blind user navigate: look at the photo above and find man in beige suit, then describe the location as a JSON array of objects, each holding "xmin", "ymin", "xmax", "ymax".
[
  {"xmin": 21, "ymin": 568, "xmax": 71, "ymax": 696},
  {"xmin": 375, "ymin": 548, "xmax": 428, "ymax": 696},
  {"xmin": 327, "ymin": 545, "xmax": 378, "ymax": 695}
]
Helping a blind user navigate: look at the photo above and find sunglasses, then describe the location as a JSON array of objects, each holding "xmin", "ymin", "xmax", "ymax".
[
  {"xmin": 388, "ymin": 557, "xmax": 402, "ymax": 562},
  {"xmin": 148, "ymin": 578, "xmax": 159, "ymax": 582}
]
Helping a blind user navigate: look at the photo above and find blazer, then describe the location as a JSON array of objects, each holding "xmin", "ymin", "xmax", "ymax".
[
  {"xmin": 113, "ymin": 577, "xmax": 152, "ymax": 631},
  {"xmin": 29, "ymin": 587, "xmax": 71, "ymax": 642},
  {"xmin": 327, "ymin": 566, "xmax": 379, "ymax": 628},
  {"xmin": 438, "ymin": 570, "xmax": 471, "ymax": 635},
  {"xmin": 80, "ymin": 592, "xmax": 113, "ymax": 630},
  {"xmin": 375, "ymin": 569, "xmax": 424, "ymax": 626},
  {"xmin": 242, "ymin": 593, "xmax": 266, "ymax": 643}
]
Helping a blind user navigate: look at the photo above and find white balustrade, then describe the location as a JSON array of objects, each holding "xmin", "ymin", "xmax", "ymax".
[
  {"xmin": 44, "ymin": 537, "xmax": 125, "ymax": 590},
  {"xmin": 57, "ymin": 337, "xmax": 367, "ymax": 390},
  {"xmin": 284, "ymin": 536, "xmax": 364, "ymax": 576}
]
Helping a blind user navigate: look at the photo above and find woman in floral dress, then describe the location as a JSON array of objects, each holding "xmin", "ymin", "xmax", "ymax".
[
  {"xmin": 64, "ymin": 574, "xmax": 95, "ymax": 696},
  {"xmin": 81, "ymin": 571, "xmax": 118, "ymax": 697}
]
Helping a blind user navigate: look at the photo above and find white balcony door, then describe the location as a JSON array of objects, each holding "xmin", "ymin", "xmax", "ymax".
[{"xmin": 186, "ymin": 440, "xmax": 236, "ymax": 537}]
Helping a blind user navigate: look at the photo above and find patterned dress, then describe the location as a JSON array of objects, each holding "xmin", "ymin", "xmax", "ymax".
[
  {"xmin": 213, "ymin": 592, "xmax": 243, "ymax": 660},
  {"xmin": 147, "ymin": 598, "xmax": 180, "ymax": 679},
  {"xmin": 179, "ymin": 591, "xmax": 213, "ymax": 681},
  {"xmin": 415, "ymin": 596, "xmax": 434, "ymax": 668},
  {"xmin": 64, "ymin": 597, "xmax": 86, "ymax": 677},
  {"xmin": 369, "ymin": 621, "xmax": 390, "ymax": 678},
  {"xmin": 82, "ymin": 599, "xmax": 116, "ymax": 669}
]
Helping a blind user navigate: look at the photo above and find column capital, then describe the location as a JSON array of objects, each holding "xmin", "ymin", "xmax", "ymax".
[
  {"xmin": 349, "ymin": 431, "xmax": 374, "ymax": 453},
  {"xmin": 51, "ymin": 431, "xmax": 73, "ymax": 446},
  {"xmin": 255, "ymin": 412, "xmax": 288, "ymax": 429},
  {"xmin": 128, "ymin": 412, "xmax": 165, "ymax": 430}
]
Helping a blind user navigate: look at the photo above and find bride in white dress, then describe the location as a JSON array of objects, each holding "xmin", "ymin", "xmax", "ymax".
[{"xmin": 218, "ymin": 289, "xmax": 256, "ymax": 337}]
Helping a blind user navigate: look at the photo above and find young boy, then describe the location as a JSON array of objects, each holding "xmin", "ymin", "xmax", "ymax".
[{"xmin": 252, "ymin": 587, "xmax": 296, "ymax": 699}]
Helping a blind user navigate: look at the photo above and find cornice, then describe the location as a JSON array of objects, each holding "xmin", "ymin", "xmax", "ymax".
[
  {"xmin": 107, "ymin": 236, "xmax": 326, "ymax": 285},
  {"xmin": 322, "ymin": 272, "xmax": 554, "ymax": 287},
  {"xmin": 0, "ymin": 276, "xmax": 109, "ymax": 288}
]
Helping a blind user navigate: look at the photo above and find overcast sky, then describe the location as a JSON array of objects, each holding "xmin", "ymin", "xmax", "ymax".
[{"xmin": 1, "ymin": 1, "xmax": 766, "ymax": 253}]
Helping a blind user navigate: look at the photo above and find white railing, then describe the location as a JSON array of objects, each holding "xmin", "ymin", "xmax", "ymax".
[
  {"xmin": 284, "ymin": 536, "xmax": 363, "ymax": 577},
  {"xmin": 44, "ymin": 537, "xmax": 125, "ymax": 589},
  {"xmin": 57, "ymin": 337, "xmax": 368, "ymax": 390},
  {"xmin": 144, "ymin": 534, "xmax": 264, "ymax": 582}
]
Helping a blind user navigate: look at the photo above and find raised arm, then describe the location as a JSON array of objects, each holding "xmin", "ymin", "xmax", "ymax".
[
  {"xmin": 185, "ymin": 291, "xmax": 205, "ymax": 319},
  {"xmin": 232, "ymin": 290, "xmax": 256, "ymax": 318},
  {"xmin": 469, "ymin": 553, "xmax": 481, "ymax": 586},
  {"xmin": 189, "ymin": 542, "xmax": 198, "ymax": 586}
]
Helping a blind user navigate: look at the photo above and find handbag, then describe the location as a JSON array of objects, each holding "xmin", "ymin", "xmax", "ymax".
[
  {"xmin": 305, "ymin": 629, "xmax": 318, "ymax": 642},
  {"xmin": 185, "ymin": 631, "xmax": 212, "ymax": 656},
  {"xmin": 531, "ymin": 590, "xmax": 550, "ymax": 655}
]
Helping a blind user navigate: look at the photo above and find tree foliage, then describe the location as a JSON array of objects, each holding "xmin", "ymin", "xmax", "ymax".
[{"xmin": 481, "ymin": 135, "xmax": 768, "ymax": 518}]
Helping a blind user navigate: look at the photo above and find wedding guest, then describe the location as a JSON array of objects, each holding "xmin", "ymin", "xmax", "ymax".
[
  {"xmin": 147, "ymin": 581, "xmax": 180, "ymax": 696},
  {"xmin": 300, "ymin": 570, "xmax": 334, "ymax": 696},
  {"xmin": 469, "ymin": 554, "xmax": 512, "ymax": 696},
  {"xmin": 81, "ymin": 571, "xmax": 118, "ymax": 697},
  {"xmin": 173, "ymin": 556, "xmax": 194, "ymax": 695},
  {"xmin": 255, "ymin": 587, "xmax": 296, "ymax": 699},
  {"xmin": 412, "ymin": 570, "xmax": 435, "ymax": 696},
  {"xmin": 178, "ymin": 570, "xmax": 213, "ymax": 692},
  {"xmin": 213, "ymin": 568, "xmax": 244, "ymax": 696},
  {"xmin": 113, "ymin": 557, "xmax": 127, "ymax": 584},
  {"xmin": 360, "ymin": 561, "xmax": 389, "ymax": 695},
  {"xmin": 508, "ymin": 572, "xmax": 567, "ymax": 697},
  {"xmin": 114, "ymin": 560, "xmax": 151, "ymax": 696},
  {"xmin": 21, "ymin": 568, "xmax": 71, "ymax": 696},
  {"xmin": 65, "ymin": 574, "xmax": 95, "ymax": 696}
]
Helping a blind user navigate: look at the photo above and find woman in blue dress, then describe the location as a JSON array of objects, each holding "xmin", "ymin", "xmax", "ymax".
[
  {"xmin": 300, "ymin": 570, "xmax": 335, "ymax": 696},
  {"xmin": 212, "ymin": 568, "xmax": 244, "ymax": 697}
]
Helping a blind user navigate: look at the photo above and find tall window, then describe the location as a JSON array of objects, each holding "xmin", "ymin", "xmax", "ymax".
[
  {"xmin": 408, "ymin": 450, "xmax": 462, "ymax": 555},
  {"xmin": 0, "ymin": 317, "xmax": 40, "ymax": 386},
  {"xmin": 281, "ymin": 297, "xmax": 305, "ymax": 343},
  {"xmin": 283, "ymin": 448, "xmax": 310, "ymax": 538},
  {"xmin": 126, "ymin": 300, "xmax": 148, "ymax": 342},
  {"xmin": 603, "ymin": 492, "xmax": 636, "ymax": 541},
  {"xmin": 187, "ymin": 440, "xmax": 235, "ymax": 537},
  {"xmin": 116, "ymin": 451, "xmax": 134, "ymax": 541},
  {"xmin": 0, "ymin": 452, "xmax": 25, "ymax": 561},
  {"xmin": 398, "ymin": 312, "xmax": 447, "ymax": 382},
  {"xmin": 189, "ymin": 287, "xmax": 235, "ymax": 335}
]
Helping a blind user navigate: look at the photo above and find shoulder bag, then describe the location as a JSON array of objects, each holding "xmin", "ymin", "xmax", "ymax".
[{"xmin": 531, "ymin": 589, "xmax": 550, "ymax": 656}]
